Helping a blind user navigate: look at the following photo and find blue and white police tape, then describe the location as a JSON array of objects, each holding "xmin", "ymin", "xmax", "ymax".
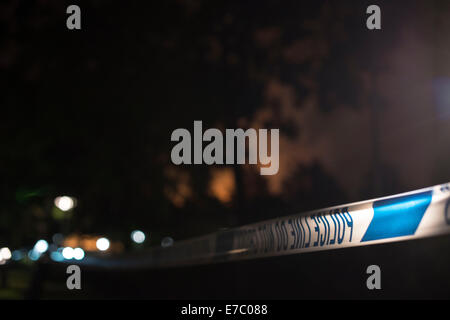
[{"xmin": 78, "ymin": 182, "xmax": 450, "ymax": 269}]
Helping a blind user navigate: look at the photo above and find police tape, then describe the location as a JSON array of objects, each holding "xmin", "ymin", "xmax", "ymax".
[{"xmin": 80, "ymin": 182, "xmax": 450, "ymax": 269}]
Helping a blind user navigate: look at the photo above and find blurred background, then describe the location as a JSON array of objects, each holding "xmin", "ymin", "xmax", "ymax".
[{"xmin": 0, "ymin": 0, "xmax": 450, "ymax": 299}]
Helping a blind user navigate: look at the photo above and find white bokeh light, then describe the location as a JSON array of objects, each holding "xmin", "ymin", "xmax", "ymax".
[
  {"xmin": 62, "ymin": 247, "xmax": 74, "ymax": 259},
  {"xmin": 73, "ymin": 247, "xmax": 85, "ymax": 260},
  {"xmin": 54, "ymin": 196, "xmax": 75, "ymax": 211},
  {"xmin": 34, "ymin": 240, "xmax": 49, "ymax": 253},
  {"xmin": 0, "ymin": 247, "xmax": 11, "ymax": 260},
  {"xmin": 96, "ymin": 237, "xmax": 110, "ymax": 251},
  {"xmin": 131, "ymin": 230, "xmax": 146, "ymax": 244}
]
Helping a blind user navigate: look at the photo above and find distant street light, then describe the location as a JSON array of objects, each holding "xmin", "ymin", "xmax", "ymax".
[
  {"xmin": 96, "ymin": 237, "xmax": 110, "ymax": 251},
  {"xmin": 54, "ymin": 196, "xmax": 75, "ymax": 211},
  {"xmin": 0, "ymin": 247, "xmax": 11, "ymax": 260},
  {"xmin": 34, "ymin": 239, "xmax": 49, "ymax": 253},
  {"xmin": 131, "ymin": 230, "xmax": 146, "ymax": 244},
  {"xmin": 161, "ymin": 237, "xmax": 174, "ymax": 248},
  {"xmin": 62, "ymin": 247, "xmax": 74, "ymax": 259},
  {"xmin": 73, "ymin": 247, "xmax": 85, "ymax": 260}
]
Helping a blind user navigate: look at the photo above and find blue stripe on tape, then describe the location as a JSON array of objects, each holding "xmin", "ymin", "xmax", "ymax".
[{"xmin": 361, "ymin": 190, "xmax": 433, "ymax": 242}]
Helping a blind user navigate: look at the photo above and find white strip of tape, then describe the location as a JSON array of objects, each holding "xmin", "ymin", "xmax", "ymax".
[{"xmin": 79, "ymin": 182, "xmax": 450, "ymax": 269}]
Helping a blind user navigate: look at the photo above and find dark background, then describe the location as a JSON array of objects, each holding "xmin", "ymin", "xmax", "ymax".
[{"xmin": 1, "ymin": 0, "xmax": 450, "ymax": 299}]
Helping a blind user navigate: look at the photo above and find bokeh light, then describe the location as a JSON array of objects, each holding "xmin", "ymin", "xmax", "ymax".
[
  {"xmin": 131, "ymin": 230, "xmax": 146, "ymax": 244},
  {"xmin": 96, "ymin": 237, "xmax": 110, "ymax": 251},
  {"xmin": 73, "ymin": 247, "xmax": 85, "ymax": 260},
  {"xmin": 50, "ymin": 251, "xmax": 64, "ymax": 262},
  {"xmin": 161, "ymin": 237, "xmax": 174, "ymax": 248},
  {"xmin": 11, "ymin": 250, "xmax": 24, "ymax": 261},
  {"xmin": 0, "ymin": 247, "xmax": 12, "ymax": 260},
  {"xmin": 34, "ymin": 239, "xmax": 49, "ymax": 253},
  {"xmin": 28, "ymin": 250, "xmax": 41, "ymax": 261},
  {"xmin": 62, "ymin": 247, "xmax": 74, "ymax": 259},
  {"xmin": 54, "ymin": 196, "xmax": 75, "ymax": 211}
]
